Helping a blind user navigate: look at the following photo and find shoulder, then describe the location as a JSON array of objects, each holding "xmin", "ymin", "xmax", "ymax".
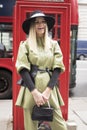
[
  {"xmin": 19, "ymin": 40, "xmax": 28, "ymax": 46},
  {"xmin": 49, "ymin": 39, "xmax": 60, "ymax": 47},
  {"xmin": 18, "ymin": 40, "xmax": 29, "ymax": 53},
  {"xmin": 49, "ymin": 38, "xmax": 58, "ymax": 44},
  {"xmin": 19, "ymin": 40, "xmax": 29, "ymax": 49}
]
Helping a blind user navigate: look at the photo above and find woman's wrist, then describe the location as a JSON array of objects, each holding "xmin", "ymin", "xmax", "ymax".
[
  {"xmin": 42, "ymin": 87, "xmax": 52, "ymax": 101},
  {"xmin": 47, "ymin": 87, "xmax": 52, "ymax": 92},
  {"xmin": 31, "ymin": 88, "xmax": 37, "ymax": 95}
]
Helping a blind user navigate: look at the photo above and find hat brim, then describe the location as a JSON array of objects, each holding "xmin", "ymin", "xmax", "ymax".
[{"xmin": 22, "ymin": 15, "xmax": 55, "ymax": 34}]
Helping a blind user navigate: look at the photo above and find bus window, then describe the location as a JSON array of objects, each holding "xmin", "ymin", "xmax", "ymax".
[{"xmin": 0, "ymin": 23, "xmax": 13, "ymax": 58}]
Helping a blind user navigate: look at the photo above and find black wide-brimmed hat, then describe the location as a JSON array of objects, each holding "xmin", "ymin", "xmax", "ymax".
[{"xmin": 22, "ymin": 10, "xmax": 55, "ymax": 34}]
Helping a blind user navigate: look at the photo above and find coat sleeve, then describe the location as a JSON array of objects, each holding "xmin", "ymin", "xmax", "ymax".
[
  {"xmin": 52, "ymin": 41, "xmax": 65, "ymax": 72},
  {"xmin": 15, "ymin": 41, "xmax": 31, "ymax": 72}
]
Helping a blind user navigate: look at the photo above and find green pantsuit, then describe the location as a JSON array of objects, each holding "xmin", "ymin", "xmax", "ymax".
[{"xmin": 15, "ymin": 39, "xmax": 67, "ymax": 130}]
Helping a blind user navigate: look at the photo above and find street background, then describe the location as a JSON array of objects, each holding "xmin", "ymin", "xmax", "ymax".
[{"xmin": 68, "ymin": 60, "xmax": 87, "ymax": 130}]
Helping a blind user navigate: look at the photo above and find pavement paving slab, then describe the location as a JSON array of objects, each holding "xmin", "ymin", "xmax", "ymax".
[
  {"xmin": 0, "ymin": 100, "xmax": 13, "ymax": 130},
  {"xmin": 74, "ymin": 110, "xmax": 87, "ymax": 125},
  {"xmin": 68, "ymin": 97, "xmax": 87, "ymax": 130}
]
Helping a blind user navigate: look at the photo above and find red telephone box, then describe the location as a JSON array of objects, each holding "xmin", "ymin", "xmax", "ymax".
[{"xmin": 13, "ymin": 0, "xmax": 70, "ymax": 129}]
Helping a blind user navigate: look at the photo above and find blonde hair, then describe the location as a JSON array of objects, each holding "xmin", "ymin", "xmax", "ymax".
[{"xmin": 27, "ymin": 22, "xmax": 51, "ymax": 52}]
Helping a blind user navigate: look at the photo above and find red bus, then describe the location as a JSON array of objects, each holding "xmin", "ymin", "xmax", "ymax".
[
  {"xmin": 0, "ymin": 0, "xmax": 15, "ymax": 99},
  {"xmin": 0, "ymin": 0, "xmax": 78, "ymax": 99}
]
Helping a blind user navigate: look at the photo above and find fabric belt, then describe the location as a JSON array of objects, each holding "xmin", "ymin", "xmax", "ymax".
[{"xmin": 30, "ymin": 64, "xmax": 52, "ymax": 78}]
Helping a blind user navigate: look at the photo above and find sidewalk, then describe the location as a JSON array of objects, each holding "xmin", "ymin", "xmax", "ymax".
[
  {"xmin": 0, "ymin": 97, "xmax": 87, "ymax": 130},
  {"xmin": 68, "ymin": 97, "xmax": 87, "ymax": 130},
  {"xmin": 0, "ymin": 100, "xmax": 13, "ymax": 130}
]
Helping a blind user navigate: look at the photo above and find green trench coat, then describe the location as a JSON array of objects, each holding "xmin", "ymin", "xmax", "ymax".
[{"xmin": 15, "ymin": 39, "xmax": 65, "ymax": 110}]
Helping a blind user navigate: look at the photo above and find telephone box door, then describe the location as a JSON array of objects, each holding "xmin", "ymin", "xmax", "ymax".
[{"xmin": 13, "ymin": 1, "xmax": 70, "ymax": 130}]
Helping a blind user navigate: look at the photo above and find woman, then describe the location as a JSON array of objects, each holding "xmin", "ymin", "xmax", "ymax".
[{"xmin": 15, "ymin": 10, "xmax": 67, "ymax": 130}]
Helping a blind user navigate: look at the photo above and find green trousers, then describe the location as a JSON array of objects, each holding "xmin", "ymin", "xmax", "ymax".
[{"xmin": 23, "ymin": 107, "xmax": 67, "ymax": 130}]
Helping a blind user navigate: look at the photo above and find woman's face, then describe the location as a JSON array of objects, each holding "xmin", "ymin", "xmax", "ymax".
[{"xmin": 35, "ymin": 17, "xmax": 46, "ymax": 37}]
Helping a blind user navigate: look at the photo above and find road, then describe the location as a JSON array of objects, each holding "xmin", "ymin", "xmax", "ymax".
[{"xmin": 70, "ymin": 60, "xmax": 87, "ymax": 97}]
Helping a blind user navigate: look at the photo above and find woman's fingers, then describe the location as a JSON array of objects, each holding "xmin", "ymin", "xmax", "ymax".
[{"xmin": 42, "ymin": 95, "xmax": 48, "ymax": 102}]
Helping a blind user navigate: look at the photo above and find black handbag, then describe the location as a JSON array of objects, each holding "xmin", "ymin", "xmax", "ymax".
[{"xmin": 31, "ymin": 101, "xmax": 53, "ymax": 121}]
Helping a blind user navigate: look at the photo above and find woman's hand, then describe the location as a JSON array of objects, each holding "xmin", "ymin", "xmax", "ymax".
[
  {"xmin": 42, "ymin": 87, "xmax": 52, "ymax": 103},
  {"xmin": 31, "ymin": 89, "xmax": 45, "ymax": 107}
]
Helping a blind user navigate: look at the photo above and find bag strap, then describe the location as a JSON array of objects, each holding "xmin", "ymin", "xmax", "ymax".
[{"xmin": 47, "ymin": 101, "xmax": 51, "ymax": 108}]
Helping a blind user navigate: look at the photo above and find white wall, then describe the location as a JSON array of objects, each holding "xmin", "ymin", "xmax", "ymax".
[
  {"xmin": 78, "ymin": 0, "xmax": 87, "ymax": 40},
  {"xmin": 78, "ymin": 0, "xmax": 87, "ymax": 4}
]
